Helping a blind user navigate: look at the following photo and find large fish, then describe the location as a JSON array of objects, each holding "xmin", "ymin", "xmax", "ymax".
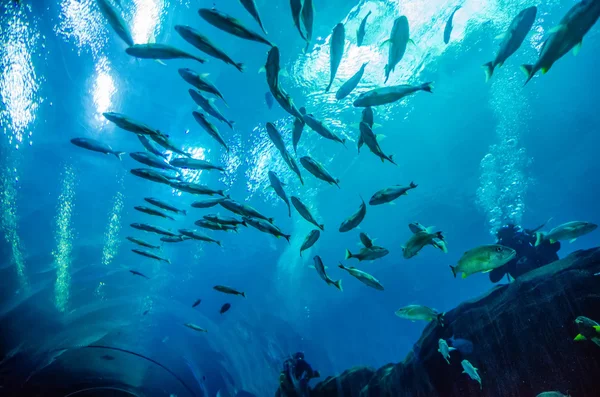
[
  {"xmin": 291, "ymin": 196, "xmax": 324, "ymax": 230},
  {"xmin": 130, "ymin": 168, "xmax": 174, "ymax": 186},
  {"xmin": 96, "ymin": 0, "xmax": 133, "ymax": 46},
  {"xmin": 189, "ymin": 89, "xmax": 233, "ymax": 129},
  {"xmin": 170, "ymin": 157, "xmax": 225, "ymax": 172},
  {"xmin": 353, "ymin": 83, "xmax": 432, "ymax": 107},
  {"xmin": 191, "ymin": 198, "xmax": 225, "ymax": 208},
  {"xmin": 395, "ymin": 305, "xmax": 443, "ymax": 323},
  {"xmin": 70, "ymin": 138, "xmax": 124, "ymax": 159},
  {"xmin": 179, "ymin": 68, "xmax": 227, "ymax": 104},
  {"xmin": 369, "ymin": 182, "xmax": 417, "ymax": 205},
  {"xmin": 535, "ymin": 221, "xmax": 597, "ymax": 246},
  {"xmin": 132, "ymin": 249, "xmax": 170, "ymax": 264},
  {"xmin": 336, "ymin": 62, "xmax": 368, "ymax": 100},
  {"xmin": 326, "ymin": 23, "xmax": 345, "ymax": 92},
  {"xmin": 300, "ymin": 230, "xmax": 320, "ymax": 257},
  {"xmin": 482, "ymin": 6, "xmax": 537, "ymax": 82},
  {"xmin": 409, "ymin": 222, "xmax": 447, "ymax": 253},
  {"xmin": 171, "ymin": 181, "xmax": 225, "ymax": 196},
  {"xmin": 179, "ymin": 229, "xmax": 222, "ymax": 246},
  {"xmin": 303, "ymin": 114, "xmax": 346, "ymax": 146},
  {"xmin": 161, "ymin": 235, "xmax": 191, "ymax": 243},
  {"xmin": 214, "ymin": 285, "xmax": 246, "ymax": 297},
  {"xmin": 203, "ymin": 214, "xmax": 246, "ymax": 227},
  {"xmin": 313, "ymin": 256, "xmax": 342, "ymax": 290},
  {"xmin": 383, "ymin": 16, "xmax": 411, "ymax": 83},
  {"xmin": 299, "ymin": 156, "xmax": 340, "ymax": 188},
  {"xmin": 290, "ymin": 0, "xmax": 307, "ymax": 41},
  {"xmin": 450, "ymin": 245, "xmax": 516, "ymax": 278},
  {"xmin": 461, "ymin": 360, "xmax": 482, "ymax": 390},
  {"xmin": 125, "ymin": 44, "xmax": 206, "ymax": 65},
  {"xmin": 131, "ymin": 223, "xmax": 178, "ymax": 237},
  {"xmin": 129, "ymin": 152, "xmax": 178, "ymax": 171},
  {"xmin": 357, "ymin": 11, "xmax": 371, "ymax": 47},
  {"xmin": 359, "ymin": 232, "xmax": 374, "ymax": 248},
  {"xmin": 103, "ymin": 112, "xmax": 163, "ymax": 137},
  {"xmin": 339, "ymin": 198, "xmax": 366, "ymax": 232},
  {"xmin": 272, "ymin": 88, "xmax": 305, "ymax": 120},
  {"xmin": 244, "ymin": 217, "xmax": 291, "ymax": 242},
  {"xmin": 126, "ymin": 237, "xmax": 160, "ymax": 249},
  {"xmin": 357, "ymin": 107, "xmax": 374, "ymax": 152},
  {"xmin": 195, "ymin": 220, "xmax": 237, "ymax": 232},
  {"xmin": 264, "ymin": 46, "xmax": 281, "ymax": 92},
  {"xmin": 239, "ymin": 0, "xmax": 267, "ymax": 35},
  {"xmin": 402, "ymin": 230, "xmax": 444, "ymax": 259},
  {"xmin": 144, "ymin": 197, "xmax": 187, "ymax": 215},
  {"xmin": 175, "ymin": 25, "xmax": 244, "ymax": 72},
  {"xmin": 574, "ymin": 316, "xmax": 600, "ymax": 348},
  {"xmin": 338, "ymin": 264, "xmax": 383, "ymax": 290},
  {"xmin": 359, "ymin": 122, "xmax": 395, "ymax": 164},
  {"xmin": 198, "ymin": 8, "xmax": 273, "ymax": 47},
  {"xmin": 149, "ymin": 134, "xmax": 191, "ymax": 157},
  {"xmin": 345, "ymin": 246, "xmax": 389, "ymax": 262},
  {"xmin": 134, "ymin": 206, "xmax": 175, "ymax": 221},
  {"xmin": 301, "ymin": 0, "xmax": 314, "ymax": 47},
  {"xmin": 268, "ymin": 171, "xmax": 291, "ymax": 217},
  {"xmin": 443, "ymin": 6, "xmax": 461, "ymax": 45},
  {"xmin": 522, "ymin": 0, "xmax": 600, "ymax": 85},
  {"xmin": 219, "ymin": 198, "xmax": 274, "ymax": 223},
  {"xmin": 192, "ymin": 111, "xmax": 229, "ymax": 152},
  {"xmin": 267, "ymin": 123, "xmax": 304, "ymax": 185},
  {"xmin": 292, "ymin": 108, "xmax": 306, "ymax": 154},
  {"xmin": 137, "ymin": 134, "xmax": 167, "ymax": 159}
]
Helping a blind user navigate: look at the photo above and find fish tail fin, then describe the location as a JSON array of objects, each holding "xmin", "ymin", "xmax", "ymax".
[
  {"xmin": 325, "ymin": 81, "xmax": 332, "ymax": 92},
  {"xmin": 482, "ymin": 62, "xmax": 494, "ymax": 82},
  {"xmin": 345, "ymin": 249, "xmax": 353, "ymax": 260},
  {"xmin": 520, "ymin": 64, "xmax": 534, "ymax": 85},
  {"xmin": 166, "ymin": 259, "xmax": 171, "ymax": 265},
  {"xmin": 284, "ymin": 234, "xmax": 291, "ymax": 244},
  {"xmin": 450, "ymin": 265, "xmax": 457, "ymax": 278},
  {"xmin": 410, "ymin": 181, "xmax": 417, "ymax": 188},
  {"xmin": 384, "ymin": 64, "xmax": 389, "ymax": 83},
  {"xmin": 216, "ymin": 241, "xmax": 222, "ymax": 247},
  {"xmin": 241, "ymin": 219, "xmax": 247, "ymax": 227},
  {"xmin": 241, "ymin": 292, "xmax": 246, "ymax": 298},
  {"xmin": 235, "ymin": 62, "xmax": 245, "ymax": 72},
  {"xmin": 338, "ymin": 263, "xmax": 346, "ymax": 270},
  {"xmin": 421, "ymin": 82, "xmax": 433, "ymax": 93},
  {"xmin": 114, "ymin": 151, "xmax": 126, "ymax": 160},
  {"xmin": 535, "ymin": 232, "xmax": 545, "ymax": 247},
  {"xmin": 218, "ymin": 190, "xmax": 225, "ymax": 196},
  {"xmin": 335, "ymin": 179, "xmax": 341, "ymax": 189},
  {"xmin": 319, "ymin": 224, "xmax": 325, "ymax": 231},
  {"xmin": 333, "ymin": 279, "xmax": 343, "ymax": 291},
  {"xmin": 182, "ymin": 210, "xmax": 187, "ymax": 216},
  {"xmin": 435, "ymin": 231, "xmax": 445, "ymax": 240}
]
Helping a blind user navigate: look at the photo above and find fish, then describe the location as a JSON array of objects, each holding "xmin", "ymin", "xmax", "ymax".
[
  {"xmin": 268, "ymin": 171, "xmax": 291, "ymax": 217},
  {"xmin": 272, "ymin": 86, "xmax": 305, "ymax": 121},
  {"xmin": 409, "ymin": 222, "xmax": 448, "ymax": 253},
  {"xmin": 326, "ymin": 23, "xmax": 345, "ymax": 92},
  {"xmin": 265, "ymin": 92, "xmax": 274, "ymax": 109},
  {"xmin": 536, "ymin": 392, "xmax": 570, "ymax": 397},
  {"xmin": 171, "ymin": 181, "xmax": 225, "ymax": 196},
  {"xmin": 244, "ymin": 217, "xmax": 291, "ymax": 242},
  {"xmin": 184, "ymin": 323, "xmax": 208, "ymax": 333},
  {"xmin": 239, "ymin": 0, "xmax": 267, "ymax": 35},
  {"xmin": 220, "ymin": 303, "xmax": 232, "ymax": 314},
  {"xmin": 300, "ymin": 156, "xmax": 340, "ymax": 188},
  {"xmin": 522, "ymin": 0, "xmax": 600, "ymax": 85},
  {"xmin": 203, "ymin": 214, "xmax": 247, "ymax": 227},
  {"xmin": 179, "ymin": 68, "xmax": 228, "ymax": 104},
  {"xmin": 129, "ymin": 269, "xmax": 150, "ymax": 279},
  {"xmin": 313, "ymin": 256, "xmax": 343, "ymax": 291},
  {"xmin": 336, "ymin": 62, "xmax": 368, "ymax": 100},
  {"xmin": 359, "ymin": 122, "xmax": 395, "ymax": 164},
  {"xmin": 178, "ymin": 229, "xmax": 222, "ymax": 246},
  {"xmin": 144, "ymin": 198, "xmax": 187, "ymax": 215},
  {"xmin": 129, "ymin": 152, "xmax": 178, "ymax": 171},
  {"xmin": 131, "ymin": 223, "xmax": 178, "ymax": 237},
  {"xmin": 214, "ymin": 285, "xmax": 246, "ymax": 297},
  {"xmin": 338, "ymin": 263, "xmax": 383, "ymax": 290},
  {"xmin": 189, "ymin": 90, "xmax": 234, "ymax": 130},
  {"xmin": 444, "ymin": 6, "xmax": 461, "ymax": 45},
  {"xmin": 191, "ymin": 198, "xmax": 226, "ymax": 208},
  {"xmin": 450, "ymin": 244, "xmax": 516, "ymax": 278},
  {"xmin": 574, "ymin": 316, "xmax": 600, "ymax": 347},
  {"xmin": 448, "ymin": 336, "xmax": 474, "ymax": 355},
  {"xmin": 483, "ymin": 6, "xmax": 537, "ymax": 82},
  {"xmin": 266, "ymin": 124, "xmax": 304, "ymax": 185},
  {"xmin": 103, "ymin": 112, "xmax": 163, "ymax": 137},
  {"xmin": 125, "ymin": 44, "xmax": 206, "ymax": 65},
  {"xmin": 461, "ymin": 360, "xmax": 482, "ymax": 390},
  {"xmin": 175, "ymin": 25, "xmax": 244, "ymax": 72},
  {"xmin": 170, "ymin": 157, "xmax": 225, "ymax": 173},
  {"xmin": 339, "ymin": 198, "xmax": 366, "ymax": 232},
  {"xmin": 359, "ymin": 232, "xmax": 374, "ymax": 248},
  {"xmin": 219, "ymin": 198, "xmax": 274, "ymax": 223},
  {"xmin": 353, "ymin": 83, "xmax": 432, "ymax": 107},
  {"xmin": 535, "ymin": 221, "xmax": 597, "ymax": 246},
  {"xmin": 357, "ymin": 11, "xmax": 371, "ymax": 47},
  {"xmin": 195, "ymin": 220, "xmax": 238, "ymax": 232},
  {"xmin": 357, "ymin": 107, "xmax": 374, "ymax": 152},
  {"xmin": 132, "ymin": 248, "xmax": 170, "ymax": 264},
  {"xmin": 198, "ymin": 8, "xmax": 273, "ymax": 47},
  {"xmin": 161, "ymin": 235, "xmax": 191, "ymax": 243},
  {"xmin": 292, "ymin": 108, "xmax": 306, "ymax": 154},
  {"xmin": 96, "ymin": 0, "xmax": 133, "ymax": 46},
  {"xmin": 303, "ymin": 114, "xmax": 346, "ymax": 147},
  {"xmin": 192, "ymin": 111, "xmax": 230, "ymax": 152},
  {"xmin": 127, "ymin": 237, "xmax": 160, "ymax": 249},
  {"xmin": 369, "ymin": 182, "xmax": 417, "ymax": 205},
  {"xmin": 192, "ymin": 299, "xmax": 202, "ymax": 308},
  {"xmin": 130, "ymin": 168, "xmax": 173, "ymax": 186},
  {"xmin": 402, "ymin": 231, "xmax": 444, "ymax": 259},
  {"xmin": 291, "ymin": 196, "xmax": 324, "ymax": 230},
  {"xmin": 70, "ymin": 138, "xmax": 124, "ymax": 159},
  {"xmin": 301, "ymin": 0, "xmax": 314, "ymax": 45},
  {"xmin": 395, "ymin": 305, "xmax": 444, "ymax": 324},
  {"xmin": 383, "ymin": 16, "xmax": 411, "ymax": 83},
  {"xmin": 300, "ymin": 230, "xmax": 320, "ymax": 257},
  {"xmin": 134, "ymin": 206, "xmax": 175, "ymax": 221},
  {"xmin": 438, "ymin": 339, "xmax": 456, "ymax": 364},
  {"xmin": 137, "ymin": 135, "xmax": 167, "ymax": 159},
  {"xmin": 150, "ymin": 134, "xmax": 191, "ymax": 157},
  {"xmin": 345, "ymin": 246, "xmax": 389, "ymax": 262},
  {"xmin": 290, "ymin": 0, "xmax": 307, "ymax": 41},
  {"xmin": 264, "ymin": 46, "xmax": 281, "ymax": 92}
]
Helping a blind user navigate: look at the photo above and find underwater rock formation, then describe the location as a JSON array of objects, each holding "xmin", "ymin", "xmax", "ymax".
[{"xmin": 306, "ymin": 248, "xmax": 600, "ymax": 397}]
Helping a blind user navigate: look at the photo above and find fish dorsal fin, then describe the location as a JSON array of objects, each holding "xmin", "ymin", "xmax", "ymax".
[{"xmin": 379, "ymin": 39, "xmax": 391, "ymax": 48}]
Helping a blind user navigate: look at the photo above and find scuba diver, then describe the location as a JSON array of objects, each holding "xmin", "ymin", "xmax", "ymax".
[
  {"xmin": 276, "ymin": 352, "xmax": 320, "ymax": 397},
  {"xmin": 489, "ymin": 221, "xmax": 560, "ymax": 283}
]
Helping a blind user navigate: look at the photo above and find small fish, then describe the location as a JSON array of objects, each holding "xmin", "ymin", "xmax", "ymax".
[
  {"xmin": 359, "ymin": 122, "xmax": 395, "ymax": 164},
  {"xmin": 220, "ymin": 303, "xmax": 232, "ymax": 314},
  {"xmin": 161, "ymin": 235, "xmax": 191, "ymax": 243},
  {"xmin": 189, "ymin": 89, "xmax": 233, "ymax": 130},
  {"xmin": 129, "ymin": 152, "xmax": 178, "ymax": 171},
  {"xmin": 239, "ymin": 0, "xmax": 267, "ymax": 35},
  {"xmin": 536, "ymin": 392, "xmax": 570, "ymax": 397},
  {"xmin": 184, "ymin": 323, "xmax": 208, "ymax": 333},
  {"xmin": 326, "ymin": 23, "xmax": 345, "ymax": 92},
  {"xmin": 359, "ymin": 232, "xmax": 374, "ymax": 248},
  {"xmin": 395, "ymin": 305, "xmax": 444, "ymax": 324},
  {"xmin": 179, "ymin": 229, "xmax": 222, "ymax": 246},
  {"xmin": 143, "ymin": 310, "xmax": 149, "ymax": 315},
  {"xmin": 170, "ymin": 156, "xmax": 225, "ymax": 172},
  {"xmin": 443, "ymin": 6, "xmax": 461, "ymax": 45},
  {"xmin": 179, "ymin": 68, "xmax": 227, "ymax": 104},
  {"xmin": 175, "ymin": 25, "xmax": 243, "ymax": 72},
  {"xmin": 448, "ymin": 336, "xmax": 474, "ymax": 355},
  {"xmin": 290, "ymin": 0, "xmax": 307, "ymax": 42},
  {"xmin": 127, "ymin": 236, "xmax": 160, "ymax": 249},
  {"xmin": 214, "ymin": 285, "xmax": 246, "ymax": 297},
  {"xmin": 125, "ymin": 44, "xmax": 206, "ymax": 65},
  {"xmin": 483, "ymin": 6, "xmax": 536, "ymax": 81},
  {"xmin": 357, "ymin": 11, "xmax": 371, "ymax": 47},
  {"xmin": 303, "ymin": 114, "xmax": 346, "ymax": 147},
  {"xmin": 266, "ymin": 122, "xmax": 289, "ymax": 156},
  {"xmin": 291, "ymin": 196, "xmax": 324, "ymax": 231},
  {"xmin": 244, "ymin": 217, "xmax": 291, "ymax": 242},
  {"xmin": 145, "ymin": 197, "xmax": 187, "ymax": 215},
  {"xmin": 292, "ymin": 108, "xmax": 306, "ymax": 154},
  {"xmin": 130, "ymin": 269, "xmax": 150, "ymax": 279},
  {"xmin": 71, "ymin": 138, "xmax": 124, "ymax": 159},
  {"xmin": 192, "ymin": 299, "xmax": 202, "ymax": 308},
  {"xmin": 103, "ymin": 112, "xmax": 163, "ymax": 137},
  {"xmin": 271, "ymin": 86, "xmax": 305, "ymax": 122},
  {"xmin": 345, "ymin": 246, "xmax": 389, "ymax": 262},
  {"xmin": 268, "ymin": 171, "xmax": 291, "ymax": 217},
  {"xmin": 131, "ymin": 223, "xmax": 178, "ymax": 237},
  {"xmin": 353, "ymin": 83, "xmax": 432, "ymax": 107},
  {"xmin": 450, "ymin": 245, "xmax": 516, "ymax": 278},
  {"xmin": 438, "ymin": 339, "xmax": 456, "ymax": 364},
  {"xmin": 265, "ymin": 92, "xmax": 274, "ymax": 109},
  {"xmin": 195, "ymin": 219, "xmax": 237, "ymax": 232},
  {"xmin": 171, "ymin": 181, "xmax": 225, "ymax": 196},
  {"xmin": 370, "ymin": 182, "xmax": 417, "ymax": 205},
  {"xmin": 130, "ymin": 168, "xmax": 173, "ymax": 186},
  {"xmin": 301, "ymin": 0, "xmax": 314, "ymax": 45},
  {"xmin": 461, "ymin": 360, "xmax": 482, "ymax": 390},
  {"xmin": 383, "ymin": 16, "xmax": 411, "ymax": 83},
  {"xmin": 409, "ymin": 222, "xmax": 447, "ymax": 253},
  {"xmin": 574, "ymin": 316, "xmax": 600, "ymax": 348},
  {"xmin": 132, "ymin": 249, "xmax": 171, "ymax": 264},
  {"xmin": 339, "ymin": 198, "xmax": 366, "ymax": 232},
  {"xmin": 137, "ymin": 135, "xmax": 167, "ymax": 159},
  {"xmin": 336, "ymin": 62, "xmax": 368, "ymax": 100},
  {"xmin": 150, "ymin": 134, "xmax": 191, "ymax": 157},
  {"xmin": 313, "ymin": 256, "xmax": 342, "ymax": 291},
  {"xmin": 203, "ymin": 214, "xmax": 246, "ymax": 227},
  {"xmin": 134, "ymin": 206, "xmax": 175, "ymax": 221},
  {"xmin": 220, "ymin": 198, "xmax": 274, "ymax": 223},
  {"xmin": 198, "ymin": 8, "xmax": 273, "ymax": 47},
  {"xmin": 338, "ymin": 263, "xmax": 383, "ymax": 290},
  {"xmin": 96, "ymin": 0, "xmax": 133, "ymax": 46},
  {"xmin": 191, "ymin": 198, "xmax": 226, "ymax": 208},
  {"xmin": 535, "ymin": 221, "xmax": 597, "ymax": 246},
  {"xmin": 300, "ymin": 156, "xmax": 340, "ymax": 188},
  {"xmin": 192, "ymin": 111, "xmax": 230, "ymax": 152},
  {"xmin": 402, "ymin": 230, "xmax": 444, "ymax": 259},
  {"xmin": 300, "ymin": 230, "xmax": 320, "ymax": 257}
]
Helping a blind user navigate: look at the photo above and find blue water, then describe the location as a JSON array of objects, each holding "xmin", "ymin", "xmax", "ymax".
[{"xmin": 1, "ymin": 0, "xmax": 599, "ymax": 396}]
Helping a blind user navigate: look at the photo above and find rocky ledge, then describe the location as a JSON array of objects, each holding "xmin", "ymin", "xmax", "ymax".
[{"xmin": 305, "ymin": 248, "xmax": 600, "ymax": 397}]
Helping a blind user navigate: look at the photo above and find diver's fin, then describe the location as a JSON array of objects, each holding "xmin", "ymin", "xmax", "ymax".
[{"xmin": 574, "ymin": 334, "xmax": 587, "ymax": 341}]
